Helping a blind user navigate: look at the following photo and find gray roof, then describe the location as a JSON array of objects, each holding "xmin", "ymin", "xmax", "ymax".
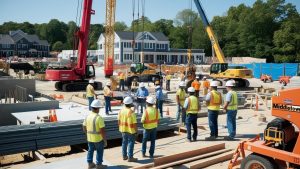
[
  {"xmin": 1, "ymin": 30, "xmax": 49, "ymax": 46},
  {"xmin": 115, "ymin": 31, "xmax": 169, "ymax": 41},
  {"xmin": 170, "ymin": 48, "xmax": 205, "ymax": 53},
  {"xmin": 0, "ymin": 34, "xmax": 15, "ymax": 44}
]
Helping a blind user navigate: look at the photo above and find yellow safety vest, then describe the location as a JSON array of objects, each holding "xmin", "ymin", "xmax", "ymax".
[
  {"xmin": 207, "ymin": 90, "xmax": 222, "ymax": 111},
  {"xmin": 176, "ymin": 89, "xmax": 186, "ymax": 106},
  {"xmin": 166, "ymin": 75, "xmax": 172, "ymax": 80},
  {"xmin": 103, "ymin": 86, "xmax": 112, "ymax": 97},
  {"xmin": 86, "ymin": 84, "xmax": 94, "ymax": 97},
  {"xmin": 142, "ymin": 107, "xmax": 159, "ymax": 129},
  {"xmin": 186, "ymin": 96, "xmax": 199, "ymax": 114},
  {"xmin": 83, "ymin": 112, "xmax": 105, "ymax": 143},
  {"xmin": 227, "ymin": 91, "xmax": 238, "ymax": 110},
  {"xmin": 118, "ymin": 107, "xmax": 137, "ymax": 134},
  {"xmin": 119, "ymin": 73, "xmax": 125, "ymax": 80}
]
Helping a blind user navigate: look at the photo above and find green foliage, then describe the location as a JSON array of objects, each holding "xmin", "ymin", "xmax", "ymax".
[
  {"xmin": 114, "ymin": 21, "xmax": 128, "ymax": 31},
  {"xmin": 52, "ymin": 41, "xmax": 64, "ymax": 51},
  {"xmin": 0, "ymin": 0, "xmax": 299, "ymax": 63}
]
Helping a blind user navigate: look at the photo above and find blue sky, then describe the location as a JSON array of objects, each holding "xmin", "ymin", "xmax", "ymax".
[{"xmin": 1, "ymin": 0, "xmax": 299, "ymax": 26}]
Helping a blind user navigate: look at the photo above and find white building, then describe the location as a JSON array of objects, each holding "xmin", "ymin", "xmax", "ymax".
[{"xmin": 97, "ymin": 31, "xmax": 205, "ymax": 65}]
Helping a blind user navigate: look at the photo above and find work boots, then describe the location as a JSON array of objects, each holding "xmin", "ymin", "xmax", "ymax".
[
  {"xmin": 96, "ymin": 164, "xmax": 107, "ymax": 169},
  {"xmin": 128, "ymin": 157, "xmax": 138, "ymax": 162},
  {"xmin": 88, "ymin": 162, "xmax": 96, "ymax": 169}
]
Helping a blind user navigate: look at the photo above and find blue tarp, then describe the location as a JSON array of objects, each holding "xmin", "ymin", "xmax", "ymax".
[{"xmin": 230, "ymin": 63, "xmax": 299, "ymax": 80}]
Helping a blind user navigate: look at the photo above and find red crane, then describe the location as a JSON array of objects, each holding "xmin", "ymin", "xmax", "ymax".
[{"xmin": 45, "ymin": 0, "xmax": 102, "ymax": 91}]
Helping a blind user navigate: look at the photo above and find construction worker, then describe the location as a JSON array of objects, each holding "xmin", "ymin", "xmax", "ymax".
[
  {"xmin": 86, "ymin": 79, "xmax": 96, "ymax": 111},
  {"xmin": 155, "ymin": 85, "xmax": 164, "ymax": 117},
  {"xmin": 191, "ymin": 76, "xmax": 201, "ymax": 97},
  {"xmin": 165, "ymin": 71, "xmax": 172, "ymax": 91},
  {"xmin": 131, "ymin": 78, "xmax": 139, "ymax": 92},
  {"xmin": 223, "ymin": 80, "xmax": 238, "ymax": 140},
  {"xmin": 82, "ymin": 100, "xmax": 107, "ymax": 169},
  {"xmin": 119, "ymin": 72, "xmax": 126, "ymax": 91},
  {"xmin": 103, "ymin": 82, "xmax": 112, "ymax": 115},
  {"xmin": 202, "ymin": 76, "xmax": 210, "ymax": 96},
  {"xmin": 141, "ymin": 96, "xmax": 160, "ymax": 158},
  {"xmin": 176, "ymin": 81, "xmax": 186, "ymax": 123},
  {"xmin": 205, "ymin": 81, "xmax": 222, "ymax": 140},
  {"xmin": 118, "ymin": 96, "xmax": 138, "ymax": 162},
  {"xmin": 184, "ymin": 87, "xmax": 200, "ymax": 142},
  {"xmin": 135, "ymin": 82, "xmax": 149, "ymax": 114}
]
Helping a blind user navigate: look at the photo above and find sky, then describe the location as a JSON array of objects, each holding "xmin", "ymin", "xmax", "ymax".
[{"xmin": 1, "ymin": 0, "xmax": 300, "ymax": 26}]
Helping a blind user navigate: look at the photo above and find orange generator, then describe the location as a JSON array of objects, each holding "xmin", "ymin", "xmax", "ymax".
[{"xmin": 229, "ymin": 88, "xmax": 300, "ymax": 169}]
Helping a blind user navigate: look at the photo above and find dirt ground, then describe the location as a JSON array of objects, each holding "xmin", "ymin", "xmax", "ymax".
[{"xmin": 2, "ymin": 66, "xmax": 299, "ymax": 169}]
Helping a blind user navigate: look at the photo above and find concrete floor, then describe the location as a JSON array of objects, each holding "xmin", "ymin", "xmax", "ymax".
[{"xmin": 4, "ymin": 66, "xmax": 300, "ymax": 169}]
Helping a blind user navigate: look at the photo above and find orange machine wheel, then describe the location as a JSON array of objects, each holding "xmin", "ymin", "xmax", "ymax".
[{"xmin": 241, "ymin": 154, "xmax": 276, "ymax": 169}]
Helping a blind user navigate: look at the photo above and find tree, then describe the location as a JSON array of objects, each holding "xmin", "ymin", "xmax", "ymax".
[
  {"xmin": 46, "ymin": 19, "xmax": 67, "ymax": 46},
  {"xmin": 89, "ymin": 24, "xmax": 104, "ymax": 49},
  {"xmin": 52, "ymin": 41, "xmax": 64, "ymax": 51},
  {"xmin": 114, "ymin": 21, "xmax": 128, "ymax": 31},
  {"xmin": 152, "ymin": 19, "xmax": 174, "ymax": 36},
  {"xmin": 66, "ymin": 21, "xmax": 78, "ymax": 50}
]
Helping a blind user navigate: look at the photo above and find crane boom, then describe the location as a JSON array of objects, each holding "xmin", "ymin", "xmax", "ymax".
[
  {"xmin": 76, "ymin": 0, "xmax": 94, "ymax": 76},
  {"xmin": 193, "ymin": 0, "xmax": 226, "ymax": 63},
  {"xmin": 104, "ymin": 0, "xmax": 116, "ymax": 77}
]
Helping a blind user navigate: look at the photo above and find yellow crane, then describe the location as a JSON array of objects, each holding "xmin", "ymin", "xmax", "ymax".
[
  {"xmin": 194, "ymin": 0, "xmax": 253, "ymax": 87},
  {"xmin": 104, "ymin": 0, "xmax": 116, "ymax": 77}
]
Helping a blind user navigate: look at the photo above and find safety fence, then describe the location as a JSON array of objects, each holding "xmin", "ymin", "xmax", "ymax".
[
  {"xmin": 0, "ymin": 116, "xmax": 178, "ymax": 156},
  {"xmin": 230, "ymin": 63, "xmax": 300, "ymax": 80}
]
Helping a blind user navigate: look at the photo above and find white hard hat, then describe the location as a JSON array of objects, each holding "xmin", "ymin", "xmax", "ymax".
[
  {"xmin": 179, "ymin": 81, "xmax": 186, "ymax": 87},
  {"xmin": 225, "ymin": 80, "xmax": 235, "ymax": 87},
  {"xmin": 106, "ymin": 82, "xmax": 111, "ymax": 86},
  {"xmin": 90, "ymin": 100, "xmax": 101, "ymax": 108},
  {"xmin": 89, "ymin": 79, "xmax": 94, "ymax": 83},
  {"xmin": 155, "ymin": 85, "xmax": 161, "ymax": 89},
  {"xmin": 146, "ymin": 96, "xmax": 155, "ymax": 104},
  {"xmin": 210, "ymin": 81, "xmax": 219, "ymax": 87},
  {"xmin": 139, "ymin": 82, "xmax": 145, "ymax": 88},
  {"xmin": 196, "ymin": 76, "xmax": 200, "ymax": 79},
  {"xmin": 188, "ymin": 87, "xmax": 195, "ymax": 92},
  {"xmin": 123, "ymin": 96, "xmax": 133, "ymax": 105},
  {"xmin": 203, "ymin": 76, "xmax": 207, "ymax": 79}
]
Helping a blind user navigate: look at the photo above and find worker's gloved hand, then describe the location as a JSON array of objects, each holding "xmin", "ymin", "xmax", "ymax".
[{"xmin": 104, "ymin": 140, "xmax": 108, "ymax": 148}]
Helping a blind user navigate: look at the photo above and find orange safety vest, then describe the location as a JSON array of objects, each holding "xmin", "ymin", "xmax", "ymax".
[{"xmin": 192, "ymin": 80, "xmax": 201, "ymax": 90}]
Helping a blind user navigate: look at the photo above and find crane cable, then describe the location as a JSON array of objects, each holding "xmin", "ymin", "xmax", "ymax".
[
  {"xmin": 73, "ymin": 0, "xmax": 83, "ymax": 59},
  {"xmin": 132, "ymin": 0, "xmax": 136, "ymax": 63}
]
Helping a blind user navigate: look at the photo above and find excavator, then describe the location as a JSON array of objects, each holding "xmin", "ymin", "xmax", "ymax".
[
  {"xmin": 228, "ymin": 88, "xmax": 300, "ymax": 169},
  {"xmin": 45, "ymin": 0, "xmax": 102, "ymax": 91},
  {"xmin": 194, "ymin": 0, "xmax": 253, "ymax": 87}
]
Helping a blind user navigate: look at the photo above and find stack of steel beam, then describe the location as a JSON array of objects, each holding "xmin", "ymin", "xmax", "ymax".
[{"xmin": 0, "ymin": 116, "xmax": 179, "ymax": 155}]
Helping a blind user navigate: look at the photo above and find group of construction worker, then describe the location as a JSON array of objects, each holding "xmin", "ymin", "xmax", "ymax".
[
  {"xmin": 83, "ymin": 95, "xmax": 160, "ymax": 169},
  {"xmin": 176, "ymin": 77, "xmax": 238, "ymax": 141},
  {"xmin": 84, "ymin": 73, "xmax": 238, "ymax": 169}
]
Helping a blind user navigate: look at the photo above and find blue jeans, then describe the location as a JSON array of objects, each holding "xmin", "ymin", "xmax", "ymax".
[
  {"xmin": 122, "ymin": 132, "xmax": 135, "ymax": 158},
  {"xmin": 156, "ymin": 100, "xmax": 163, "ymax": 118},
  {"xmin": 105, "ymin": 96, "xmax": 111, "ymax": 114},
  {"xmin": 87, "ymin": 141, "xmax": 104, "ymax": 165},
  {"xmin": 176, "ymin": 105, "xmax": 186, "ymax": 123},
  {"xmin": 87, "ymin": 97, "xmax": 94, "ymax": 111},
  {"xmin": 137, "ymin": 102, "xmax": 146, "ymax": 115},
  {"xmin": 227, "ymin": 110, "xmax": 237, "ymax": 138},
  {"xmin": 185, "ymin": 114, "xmax": 198, "ymax": 140},
  {"xmin": 142, "ymin": 128, "xmax": 157, "ymax": 156},
  {"xmin": 120, "ymin": 79, "xmax": 125, "ymax": 91},
  {"xmin": 208, "ymin": 110, "xmax": 219, "ymax": 137},
  {"xmin": 166, "ymin": 80, "xmax": 170, "ymax": 91}
]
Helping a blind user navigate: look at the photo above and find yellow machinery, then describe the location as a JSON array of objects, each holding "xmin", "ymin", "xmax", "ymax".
[{"xmin": 194, "ymin": 0, "xmax": 253, "ymax": 87}]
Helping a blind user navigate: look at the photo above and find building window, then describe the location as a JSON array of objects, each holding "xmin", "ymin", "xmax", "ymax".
[
  {"xmin": 135, "ymin": 42, "xmax": 138, "ymax": 49},
  {"xmin": 99, "ymin": 44, "xmax": 103, "ymax": 49}
]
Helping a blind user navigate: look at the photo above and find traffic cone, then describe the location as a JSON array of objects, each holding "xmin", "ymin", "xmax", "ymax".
[
  {"xmin": 52, "ymin": 109, "xmax": 58, "ymax": 122},
  {"xmin": 166, "ymin": 107, "xmax": 170, "ymax": 116},
  {"xmin": 49, "ymin": 109, "xmax": 54, "ymax": 122}
]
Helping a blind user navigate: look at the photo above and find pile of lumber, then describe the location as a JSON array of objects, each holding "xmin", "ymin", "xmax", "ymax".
[{"xmin": 133, "ymin": 143, "xmax": 233, "ymax": 169}]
